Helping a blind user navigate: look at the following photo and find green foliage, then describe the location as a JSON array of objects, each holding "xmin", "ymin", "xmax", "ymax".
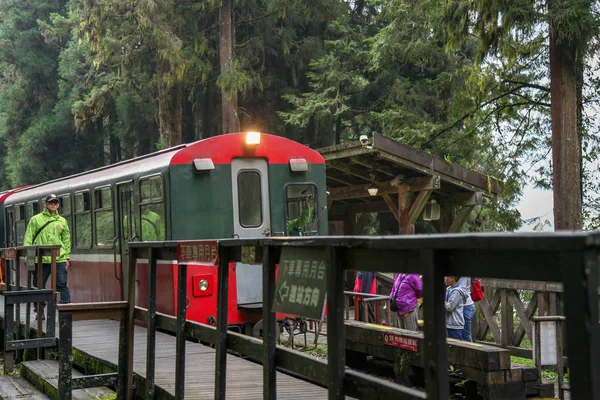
[
  {"xmin": 0, "ymin": 0, "xmax": 596, "ymax": 233},
  {"xmin": 439, "ymin": 0, "xmax": 600, "ymax": 229}
]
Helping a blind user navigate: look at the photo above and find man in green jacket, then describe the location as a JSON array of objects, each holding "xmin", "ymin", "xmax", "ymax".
[{"xmin": 24, "ymin": 194, "xmax": 72, "ymax": 318}]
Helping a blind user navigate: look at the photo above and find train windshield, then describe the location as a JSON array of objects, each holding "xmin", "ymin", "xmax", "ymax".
[{"xmin": 285, "ymin": 184, "xmax": 318, "ymax": 236}]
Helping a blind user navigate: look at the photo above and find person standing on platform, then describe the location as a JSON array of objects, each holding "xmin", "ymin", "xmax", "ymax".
[
  {"xmin": 353, "ymin": 271, "xmax": 377, "ymax": 323},
  {"xmin": 24, "ymin": 194, "xmax": 72, "ymax": 319},
  {"xmin": 390, "ymin": 273, "xmax": 422, "ymax": 331},
  {"xmin": 445, "ymin": 276, "xmax": 467, "ymax": 340},
  {"xmin": 458, "ymin": 277, "xmax": 475, "ymax": 342}
]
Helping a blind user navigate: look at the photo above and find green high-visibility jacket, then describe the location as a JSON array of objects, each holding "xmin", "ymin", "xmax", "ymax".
[
  {"xmin": 141, "ymin": 210, "xmax": 165, "ymax": 241},
  {"xmin": 23, "ymin": 209, "xmax": 71, "ymax": 263}
]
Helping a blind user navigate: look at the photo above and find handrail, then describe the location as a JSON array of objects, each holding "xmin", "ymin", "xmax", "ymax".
[
  {"xmin": 0, "ymin": 245, "xmax": 61, "ymax": 367},
  {"xmin": 56, "ymin": 301, "xmax": 130, "ymax": 400},
  {"xmin": 344, "ymin": 291, "xmax": 392, "ymax": 324},
  {"xmin": 121, "ymin": 233, "xmax": 599, "ymax": 400}
]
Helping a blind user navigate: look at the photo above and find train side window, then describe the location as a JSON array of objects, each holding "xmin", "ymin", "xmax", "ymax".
[
  {"xmin": 59, "ymin": 195, "xmax": 73, "ymax": 247},
  {"xmin": 26, "ymin": 201, "xmax": 39, "ymax": 219},
  {"xmin": 94, "ymin": 187, "xmax": 114, "ymax": 247},
  {"xmin": 16, "ymin": 204, "xmax": 26, "ymax": 246},
  {"xmin": 59, "ymin": 196, "xmax": 71, "ymax": 215},
  {"xmin": 74, "ymin": 191, "xmax": 92, "ymax": 248},
  {"xmin": 139, "ymin": 175, "xmax": 165, "ymax": 241},
  {"xmin": 5, "ymin": 206, "xmax": 14, "ymax": 246},
  {"xmin": 285, "ymin": 184, "xmax": 318, "ymax": 236},
  {"xmin": 237, "ymin": 170, "xmax": 262, "ymax": 228}
]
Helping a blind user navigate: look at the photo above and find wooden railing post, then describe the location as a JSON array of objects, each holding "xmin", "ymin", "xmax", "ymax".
[
  {"xmin": 500, "ymin": 289, "xmax": 513, "ymax": 347},
  {"xmin": 58, "ymin": 310, "xmax": 73, "ymax": 400}
]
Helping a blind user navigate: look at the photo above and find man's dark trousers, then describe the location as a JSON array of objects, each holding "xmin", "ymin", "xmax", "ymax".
[{"xmin": 32, "ymin": 262, "xmax": 70, "ymax": 313}]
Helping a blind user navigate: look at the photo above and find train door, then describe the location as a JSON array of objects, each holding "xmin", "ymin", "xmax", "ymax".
[
  {"xmin": 117, "ymin": 182, "xmax": 138, "ymax": 301},
  {"xmin": 231, "ymin": 158, "xmax": 270, "ymax": 308},
  {"xmin": 231, "ymin": 158, "xmax": 271, "ymax": 238}
]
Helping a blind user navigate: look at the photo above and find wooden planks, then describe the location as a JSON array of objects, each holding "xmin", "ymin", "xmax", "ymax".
[{"xmin": 0, "ymin": 297, "xmax": 334, "ymax": 399}]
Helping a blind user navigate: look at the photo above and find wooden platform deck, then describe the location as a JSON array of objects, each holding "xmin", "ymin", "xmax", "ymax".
[{"xmin": 0, "ymin": 297, "xmax": 336, "ymax": 399}]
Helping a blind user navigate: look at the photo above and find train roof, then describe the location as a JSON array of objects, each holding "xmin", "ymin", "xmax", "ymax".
[{"xmin": 5, "ymin": 133, "xmax": 325, "ymax": 205}]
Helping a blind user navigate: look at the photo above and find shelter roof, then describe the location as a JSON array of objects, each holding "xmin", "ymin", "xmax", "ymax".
[{"xmin": 317, "ymin": 134, "xmax": 503, "ymax": 215}]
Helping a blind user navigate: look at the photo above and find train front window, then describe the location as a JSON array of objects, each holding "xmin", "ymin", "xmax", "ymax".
[
  {"xmin": 285, "ymin": 184, "xmax": 318, "ymax": 236},
  {"xmin": 237, "ymin": 170, "xmax": 262, "ymax": 228}
]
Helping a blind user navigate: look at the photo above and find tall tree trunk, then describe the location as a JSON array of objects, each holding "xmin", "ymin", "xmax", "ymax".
[
  {"xmin": 219, "ymin": 0, "xmax": 240, "ymax": 134},
  {"xmin": 335, "ymin": 115, "xmax": 342, "ymax": 145},
  {"xmin": 170, "ymin": 84, "xmax": 183, "ymax": 146},
  {"xmin": 305, "ymin": 114, "xmax": 319, "ymax": 148},
  {"xmin": 157, "ymin": 61, "xmax": 183, "ymax": 148},
  {"xmin": 109, "ymin": 133, "xmax": 121, "ymax": 164},
  {"xmin": 576, "ymin": 55, "xmax": 585, "ymax": 205},
  {"xmin": 182, "ymin": 87, "xmax": 196, "ymax": 143},
  {"xmin": 549, "ymin": 33, "xmax": 582, "ymax": 230}
]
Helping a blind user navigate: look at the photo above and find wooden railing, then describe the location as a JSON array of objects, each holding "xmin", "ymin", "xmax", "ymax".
[
  {"xmin": 129, "ymin": 233, "xmax": 599, "ymax": 400},
  {"xmin": 0, "ymin": 245, "xmax": 61, "ymax": 368},
  {"xmin": 4, "ymin": 234, "xmax": 598, "ymax": 400},
  {"xmin": 474, "ymin": 279, "xmax": 567, "ymax": 357}
]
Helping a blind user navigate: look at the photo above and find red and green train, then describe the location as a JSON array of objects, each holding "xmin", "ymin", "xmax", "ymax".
[{"xmin": 0, "ymin": 132, "xmax": 327, "ymax": 329}]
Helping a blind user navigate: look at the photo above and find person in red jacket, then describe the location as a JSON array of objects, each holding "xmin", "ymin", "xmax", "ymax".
[{"xmin": 353, "ymin": 271, "xmax": 377, "ymax": 323}]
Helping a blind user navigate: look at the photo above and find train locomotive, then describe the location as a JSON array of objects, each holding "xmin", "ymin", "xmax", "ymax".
[{"xmin": 1, "ymin": 132, "xmax": 328, "ymax": 332}]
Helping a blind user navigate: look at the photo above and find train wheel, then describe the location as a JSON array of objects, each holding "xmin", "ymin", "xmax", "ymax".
[{"xmin": 252, "ymin": 319, "xmax": 263, "ymax": 338}]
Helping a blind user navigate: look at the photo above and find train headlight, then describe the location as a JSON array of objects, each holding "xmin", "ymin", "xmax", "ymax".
[
  {"xmin": 246, "ymin": 131, "xmax": 261, "ymax": 145},
  {"xmin": 198, "ymin": 279, "xmax": 210, "ymax": 292}
]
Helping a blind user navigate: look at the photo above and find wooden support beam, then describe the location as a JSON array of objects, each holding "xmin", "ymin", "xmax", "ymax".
[
  {"xmin": 345, "ymin": 320, "xmax": 511, "ymax": 373},
  {"xmin": 328, "ymin": 175, "xmax": 441, "ymax": 201},
  {"xmin": 328, "ymin": 161, "xmax": 375, "ymax": 182},
  {"xmin": 328, "ymin": 182, "xmax": 395, "ymax": 200},
  {"xmin": 350, "ymin": 157, "xmax": 397, "ymax": 177},
  {"xmin": 326, "ymin": 174, "xmax": 356, "ymax": 186},
  {"xmin": 381, "ymin": 194, "xmax": 399, "ymax": 222},
  {"xmin": 405, "ymin": 175, "xmax": 440, "ymax": 191},
  {"xmin": 329, "ymin": 201, "xmax": 392, "ymax": 218},
  {"xmin": 447, "ymin": 205, "xmax": 475, "ymax": 233},
  {"xmin": 449, "ymin": 192, "xmax": 484, "ymax": 206},
  {"xmin": 409, "ymin": 190, "xmax": 433, "ymax": 225},
  {"xmin": 398, "ymin": 183, "xmax": 414, "ymax": 234}
]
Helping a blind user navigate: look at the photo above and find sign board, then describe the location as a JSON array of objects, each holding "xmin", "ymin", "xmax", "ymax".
[
  {"xmin": 533, "ymin": 321, "xmax": 558, "ymax": 365},
  {"xmin": 26, "ymin": 247, "xmax": 36, "ymax": 272},
  {"xmin": 3, "ymin": 248, "xmax": 16, "ymax": 260},
  {"xmin": 273, "ymin": 247, "xmax": 328, "ymax": 320},
  {"xmin": 177, "ymin": 241, "xmax": 219, "ymax": 265},
  {"xmin": 382, "ymin": 332, "xmax": 418, "ymax": 352}
]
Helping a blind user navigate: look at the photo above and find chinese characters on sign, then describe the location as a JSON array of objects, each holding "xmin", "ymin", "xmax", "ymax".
[
  {"xmin": 273, "ymin": 247, "xmax": 328, "ymax": 320},
  {"xmin": 177, "ymin": 241, "xmax": 219, "ymax": 264},
  {"xmin": 3, "ymin": 248, "xmax": 16, "ymax": 260},
  {"xmin": 382, "ymin": 332, "xmax": 418, "ymax": 352}
]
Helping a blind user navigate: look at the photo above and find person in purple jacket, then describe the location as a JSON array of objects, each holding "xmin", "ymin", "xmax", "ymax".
[{"xmin": 390, "ymin": 273, "xmax": 423, "ymax": 331}]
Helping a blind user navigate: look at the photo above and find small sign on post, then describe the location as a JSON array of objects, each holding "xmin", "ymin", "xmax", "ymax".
[
  {"xmin": 27, "ymin": 247, "xmax": 36, "ymax": 272},
  {"xmin": 273, "ymin": 247, "xmax": 328, "ymax": 320},
  {"xmin": 3, "ymin": 248, "xmax": 16, "ymax": 260},
  {"xmin": 177, "ymin": 241, "xmax": 219, "ymax": 265}
]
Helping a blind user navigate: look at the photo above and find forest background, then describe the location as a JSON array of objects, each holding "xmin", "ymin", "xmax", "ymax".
[{"xmin": 0, "ymin": 0, "xmax": 598, "ymax": 231}]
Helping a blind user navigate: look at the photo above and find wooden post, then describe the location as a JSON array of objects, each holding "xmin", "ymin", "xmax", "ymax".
[
  {"xmin": 537, "ymin": 292, "xmax": 546, "ymax": 316},
  {"xmin": 500, "ymin": 289, "xmax": 513, "ymax": 347},
  {"xmin": 398, "ymin": 184, "xmax": 414, "ymax": 234}
]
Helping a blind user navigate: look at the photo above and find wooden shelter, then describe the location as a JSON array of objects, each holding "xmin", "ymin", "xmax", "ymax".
[{"xmin": 318, "ymin": 134, "xmax": 503, "ymax": 235}]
